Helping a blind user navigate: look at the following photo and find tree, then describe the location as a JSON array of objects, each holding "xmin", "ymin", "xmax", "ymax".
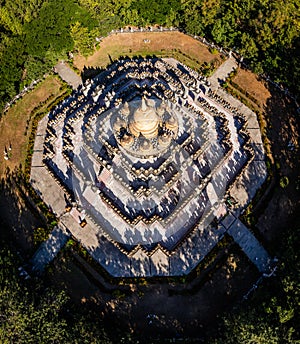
[
  {"xmin": 239, "ymin": 32, "xmax": 259, "ymax": 60},
  {"xmin": 0, "ymin": 243, "xmax": 114, "ymax": 343},
  {"xmin": 70, "ymin": 22, "xmax": 96, "ymax": 56},
  {"xmin": 211, "ymin": 224, "xmax": 300, "ymax": 343}
]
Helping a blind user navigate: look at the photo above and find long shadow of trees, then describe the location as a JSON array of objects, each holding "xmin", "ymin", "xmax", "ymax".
[
  {"xmin": 253, "ymin": 83, "xmax": 300, "ymax": 243},
  {"xmin": 210, "ymin": 79, "xmax": 300, "ymax": 344},
  {"xmin": 0, "ymin": 167, "xmax": 45, "ymax": 257},
  {"xmin": 0, "ymin": 168, "xmax": 129, "ymax": 344}
]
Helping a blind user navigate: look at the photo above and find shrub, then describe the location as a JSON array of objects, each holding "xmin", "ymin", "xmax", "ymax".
[
  {"xmin": 209, "ymin": 47, "xmax": 218, "ymax": 55},
  {"xmin": 33, "ymin": 227, "xmax": 49, "ymax": 246},
  {"xmin": 280, "ymin": 176, "xmax": 289, "ymax": 188},
  {"xmin": 112, "ymin": 289, "xmax": 126, "ymax": 299}
]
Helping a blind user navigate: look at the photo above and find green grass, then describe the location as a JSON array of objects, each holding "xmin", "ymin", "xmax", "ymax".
[{"xmin": 0, "ymin": 75, "xmax": 65, "ymax": 175}]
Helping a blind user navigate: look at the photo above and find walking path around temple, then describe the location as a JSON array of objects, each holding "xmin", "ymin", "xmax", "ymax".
[
  {"xmin": 221, "ymin": 214, "xmax": 271, "ymax": 273},
  {"xmin": 54, "ymin": 62, "xmax": 82, "ymax": 89},
  {"xmin": 30, "ymin": 115, "xmax": 67, "ymax": 217},
  {"xmin": 208, "ymin": 57, "xmax": 238, "ymax": 89}
]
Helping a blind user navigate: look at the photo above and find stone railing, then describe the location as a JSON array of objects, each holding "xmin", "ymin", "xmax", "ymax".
[{"xmin": 3, "ymin": 78, "xmax": 42, "ymax": 113}]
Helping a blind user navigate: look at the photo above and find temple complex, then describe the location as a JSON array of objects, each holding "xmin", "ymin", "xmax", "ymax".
[{"xmin": 30, "ymin": 57, "xmax": 269, "ymax": 277}]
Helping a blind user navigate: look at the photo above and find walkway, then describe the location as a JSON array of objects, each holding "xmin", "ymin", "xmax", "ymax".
[
  {"xmin": 31, "ymin": 225, "xmax": 70, "ymax": 273},
  {"xmin": 30, "ymin": 115, "xmax": 67, "ymax": 217},
  {"xmin": 208, "ymin": 57, "xmax": 238, "ymax": 90},
  {"xmin": 54, "ymin": 62, "xmax": 82, "ymax": 89},
  {"xmin": 222, "ymin": 214, "xmax": 271, "ymax": 273}
]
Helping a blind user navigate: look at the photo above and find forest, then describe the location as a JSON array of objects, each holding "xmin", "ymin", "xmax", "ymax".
[
  {"xmin": 0, "ymin": 228, "xmax": 116, "ymax": 343},
  {"xmin": 0, "ymin": 0, "xmax": 299, "ymax": 342},
  {"xmin": 1, "ymin": 219, "xmax": 299, "ymax": 342},
  {"xmin": 0, "ymin": 0, "xmax": 300, "ymax": 110}
]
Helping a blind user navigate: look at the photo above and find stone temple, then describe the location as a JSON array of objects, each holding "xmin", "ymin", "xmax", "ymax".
[{"xmin": 30, "ymin": 57, "xmax": 269, "ymax": 277}]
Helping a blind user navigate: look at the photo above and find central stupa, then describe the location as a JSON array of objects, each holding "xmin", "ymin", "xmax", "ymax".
[
  {"xmin": 113, "ymin": 96, "xmax": 178, "ymax": 158},
  {"xmin": 130, "ymin": 96, "xmax": 160, "ymax": 139}
]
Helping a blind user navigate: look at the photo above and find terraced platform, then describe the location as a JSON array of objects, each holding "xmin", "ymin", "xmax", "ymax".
[{"xmin": 30, "ymin": 57, "xmax": 270, "ymax": 277}]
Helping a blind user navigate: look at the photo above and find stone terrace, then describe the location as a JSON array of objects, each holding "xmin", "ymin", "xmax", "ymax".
[{"xmin": 30, "ymin": 56, "xmax": 272, "ymax": 277}]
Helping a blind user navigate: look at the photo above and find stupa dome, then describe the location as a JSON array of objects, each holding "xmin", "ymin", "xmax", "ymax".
[
  {"xmin": 129, "ymin": 97, "xmax": 160, "ymax": 139},
  {"xmin": 140, "ymin": 139, "xmax": 152, "ymax": 152},
  {"xmin": 158, "ymin": 132, "xmax": 172, "ymax": 147},
  {"xmin": 113, "ymin": 95, "xmax": 179, "ymax": 157},
  {"xmin": 120, "ymin": 133, "xmax": 134, "ymax": 147},
  {"xmin": 120, "ymin": 102, "xmax": 130, "ymax": 117},
  {"xmin": 166, "ymin": 116, "xmax": 178, "ymax": 134},
  {"xmin": 113, "ymin": 117, "xmax": 127, "ymax": 132}
]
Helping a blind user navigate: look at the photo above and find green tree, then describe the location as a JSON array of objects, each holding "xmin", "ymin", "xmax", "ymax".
[
  {"xmin": 0, "ymin": 243, "xmax": 114, "ymax": 343},
  {"xmin": 211, "ymin": 224, "xmax": 300, "ymax": 343},
  {"xmin": 70, "ymin": 22, "xmax": 96, "ymax": 56}
]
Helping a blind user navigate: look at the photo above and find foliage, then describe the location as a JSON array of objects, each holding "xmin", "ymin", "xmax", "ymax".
[
  {"xmin": 1, "ymin": 0, "xmax": 300, "ymax": 111},
  {"xmin": 0, "ymin": 0, "xmax": 96, "ymax": 110},
  {"xmin": 0, "ymin": 240, "xmax": 115, "ymax": 343},
  {"xmin": 129, "ymin": 0, "xmax": 181, "ymax": 26},
  {"xmin": 33, "ymin": 227, "xmax": 49, "ymax": 246},
  {"xmin": 70, "ymin": 22, "xmax": 97, "ymax": 57},
  {"xmin": 280, "ymin": 176, "xmax": 290, "ymax": 188},
  {"xmin": 180, "ymin": 0, "xmax": 300, "ymax": 96},
  {"xmin": 211, "ymin": 223, "xmax": 300, "ymax": 343}
]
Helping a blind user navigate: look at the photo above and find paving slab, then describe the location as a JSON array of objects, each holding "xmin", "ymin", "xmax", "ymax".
[
  {"xmin": 150, "ymin": 249, "xmax": 170, "ymax": 276},
  {"xmin": 251, "ymin": 143, "xmax": 266, "ymax": 161},
  {"xmin": 247, "ymin": 128, "xmax": 264, "ymax": 144},
  {"xmin": 221, "ymin": 213, "xmax": 237, "ymax": 229},
  {"xmin": 31, "ymin": 226, "xmax": 70, "ymax": 273},
  {"xmin": 54, "ymin": 62, "xmax": 82, "ymax": 89},
  {"xmin": 131, "ymin": 249, "xmax": 151, "ymax": 277},
  {"xmin": 245, "ymin": 112, "xmax": 260, "ymax": 129},
  {"xmin": 230, "ymin": 160, "xmax": 267, "ymax": 208},
  {"xmin": 227, "ymin": 219, "xmax": 271, "ymax": 273}
]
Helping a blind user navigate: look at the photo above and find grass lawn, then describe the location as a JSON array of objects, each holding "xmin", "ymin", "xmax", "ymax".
[
  {"xmin": 0, "ymin": 75, "xmax": 63, "ymax": 177},
  {"xmin": 73, "ymin": 31, "xmax": 222, "ymax": 72},
  {"xmin": 229, "ymin": 68, "xmax": 274, "ymax": 161},
  {"xmin": 233, "ymin": 68, "xmax": 271, "ymax": 108}
]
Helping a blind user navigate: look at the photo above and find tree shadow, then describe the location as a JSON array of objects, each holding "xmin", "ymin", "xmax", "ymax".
[
  {"xmin": 0, "ymin": 167, "xmax": 46, "ymax": 257},
  {"xmin": 252, "ymin": 81, "xmax": 300, "ymax": 242}
]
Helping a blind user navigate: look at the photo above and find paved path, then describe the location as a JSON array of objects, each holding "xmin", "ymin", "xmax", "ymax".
[
  {"xmin": 54, "ymin": 62, "xmax": 82, "ymax": 89},
  {"xmin": 208, "ymin": 57, "xmax": 238, "ymax": 90},
  {"xmin": 222, "ymin": 214, "xmax": 271, "ymax": 273},
  {"xmin": 30, "ymin": 115, "xmax": 67, "ymax": 217},
  {"xmin": 31, "ymin": 225, "xmax": 70, "ymax": 273}
]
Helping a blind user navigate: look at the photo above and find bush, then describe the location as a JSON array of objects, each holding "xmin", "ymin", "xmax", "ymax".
[
  {"xmin": 280, "ymin": 176, "xmax": 289, "ymax": 188},
  {"xmin": 112, "ymin": 289, "xmax": 126, "ymax": 299},
  {"xmin": 210, "ymin": 47, "xmax": 219, "ymax": 55},
  {"xmin": 33, "ymin": 227, "xmax": 49, "ymax": 246}
]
